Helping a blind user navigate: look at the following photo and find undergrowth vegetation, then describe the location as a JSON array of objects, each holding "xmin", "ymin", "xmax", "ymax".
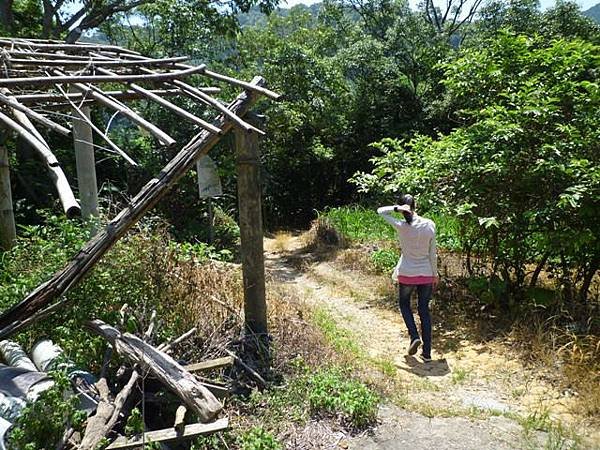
[{"xmin": 316, "ymin": 205, "xmax": 600, "ymax": 424}]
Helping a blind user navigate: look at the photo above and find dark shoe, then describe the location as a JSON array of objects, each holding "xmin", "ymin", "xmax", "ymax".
[
  {"xmin": 420, "ymin": 354, "xmax": 432, "ymax": 363},
  {"xmin": 408, "ymin": 338, "xmax": 421, "ymax": 356}
]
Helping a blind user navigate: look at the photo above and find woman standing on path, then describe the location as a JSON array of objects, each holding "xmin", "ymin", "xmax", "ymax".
[{"xmin": 377, "ymin": 194, "xmax": 438, "ymax": 362}]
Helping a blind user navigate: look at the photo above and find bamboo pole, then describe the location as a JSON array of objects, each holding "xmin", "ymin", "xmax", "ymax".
[
  {"xmin": 54, "ymin": 83, "xmax": 137, "ymax": 166},
  {"xmin": 0, "ymin": 77, "xmax": 265, "ymax": 338},
  {"xmin": 72, "ymin": 105, "xmax": 98, "ymax": 219},
  {"xmin": 95, "ymin": 67, "xmax": 221, "ymax": 134},
  {"xmin": 8, "ymin": 56, "xmax": 189, "ymax": 67},
  {"xmin": 9, "ymin": 109, "xmax": 81, "ymax": 218},
  {"xmin": 135, "ymin": 67, "xmax": 262, "ymax": 134},
  {"xmin": 0, "ymin": 90, "xmax": 71, "ymax": 136},
  {"xmin": 13, "ymin": 88, "xmax": 221, "ymax": 104},
  {"xmin": 0, "ymin": 39, "xmax": 141, "ymax": 55},
  {"xmin": 0, "ymin": 65, "xmax": 207, "ymax": 88},
  {"xmin": 234, "ymin": 124, "xmax": 267, "ymax": 337},
  {"xmin": 56, "ymin": 73, "xmax": 176, "ymax": 147},
  {"xmin": 0, "ymin": 141, "xmax": 16, "ymax": 251}
]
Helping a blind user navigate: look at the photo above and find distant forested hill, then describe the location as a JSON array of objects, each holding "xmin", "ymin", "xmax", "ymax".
[
  {"xmin": 238, "ymin": 2, "xmax": 323, "ymax": 27},
  {"xmin": 583, "ymin": 3, "xmax": 600, "ymax": 22}
]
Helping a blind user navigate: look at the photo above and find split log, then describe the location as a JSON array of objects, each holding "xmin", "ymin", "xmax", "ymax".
[
  {"xmin": 72, "ymin": 371, "xmax": 139, "ymax": 450},
  {"xmin": 86, "ymin": 319, "xmax": 222, "ymax": 422},
  {"xmin": 0, "ymin": 77, "xmax": 267, "ymax": 338},
  {"xmin": 106, "ymin": 418, "xmax": 229, "ymax": 449},
  {"xmin": 0, "ymin": 110, "xmax": 81, "ymax": 218}
]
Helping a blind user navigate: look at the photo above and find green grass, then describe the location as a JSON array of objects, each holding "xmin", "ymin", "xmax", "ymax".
[
  {"xmin": 311, "ymin": 306, "xmax": 362, "ymax": 355},
  {"xmin": 321, "ymin": 206, "xmax": 462, "ymax": 251}
]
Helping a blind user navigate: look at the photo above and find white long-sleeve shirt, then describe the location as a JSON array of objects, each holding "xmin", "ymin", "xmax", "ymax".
[{"xmin": 377, "ymin": 206, "xmax": 437, "ymax": 279}]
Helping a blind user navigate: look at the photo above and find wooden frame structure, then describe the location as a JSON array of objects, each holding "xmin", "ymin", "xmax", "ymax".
[{"xmin": 0, "ymin": 37, "xmax": 278, "ymax": 342}]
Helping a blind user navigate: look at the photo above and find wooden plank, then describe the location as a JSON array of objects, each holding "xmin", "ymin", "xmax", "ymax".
[
  {"xmin": 0, "ymin": 77, "xmax": 265, "ymax": 339},
  {"xmin": 106, "ymin": 418, "xmax": 229, "ymax": 449},
  {"xmin": 184, "ymin": 356, "xmax": 234, "ymax": 373}
]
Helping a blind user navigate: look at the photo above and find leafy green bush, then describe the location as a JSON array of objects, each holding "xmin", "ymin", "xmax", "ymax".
[
  {"xmin": 0, "ymin": 213, "xmax": 240, "ymax": 370},
  {"xmin": 8, "ymin": 372, "xmax": 87, "ymax": 450},
  {"xmin": 352, "ymin": 32, "xmax": 600, "ymax": 303},
  {"xmin": 237, "ymin": 427, "xmax": 282, "ymax": 450},
  {"xmin": 249, "ymin": 363, "xmax": 379, "ymax": 430},
  {"xmin": 323, "ymin": 206, "xmax": 395, "ymax": 242},
  {"xmin": 307, "ymin": 368, "xmax": 379, "ymax": 428},
  {"xmin": 370, "ymin": 248, "xmax": 399, "ymax": 274}
]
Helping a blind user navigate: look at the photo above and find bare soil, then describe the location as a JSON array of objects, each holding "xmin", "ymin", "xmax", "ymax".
[{"xmin": 264, "ymin": 234, "xmax": 599, "ymax": 450}]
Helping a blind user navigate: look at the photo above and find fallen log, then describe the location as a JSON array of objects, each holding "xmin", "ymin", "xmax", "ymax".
[
  {"xmin": 0, "ymin": 77, "xmax": 266, "ymax": 337},
  {"xmin": 106, "ymin": 418, "xmax": 229, "ymax": 449},
  {"xmin": 86, "ymin": 319, "xmax": 222, "ymax": 422}
]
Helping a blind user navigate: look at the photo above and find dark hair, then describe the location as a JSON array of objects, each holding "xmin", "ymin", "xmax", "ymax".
[{"xmin": 398, "ymin": 193, "xmax": 416, "ymax": 211}]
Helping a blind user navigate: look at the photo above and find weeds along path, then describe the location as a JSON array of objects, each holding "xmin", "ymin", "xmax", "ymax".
[{"xmin": 264, "ymin": 234, "xmax": 598, "ymax": 450}]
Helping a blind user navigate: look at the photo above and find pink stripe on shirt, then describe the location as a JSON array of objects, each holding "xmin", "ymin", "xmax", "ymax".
[{"xmin": 398, "ymin": 275, "xmax": 436, "ymax": 285}]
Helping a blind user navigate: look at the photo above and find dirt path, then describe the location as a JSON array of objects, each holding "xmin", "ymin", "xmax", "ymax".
[{"xmin": 264, "ymin": 234, "xmax": 597, "ymax": 450}]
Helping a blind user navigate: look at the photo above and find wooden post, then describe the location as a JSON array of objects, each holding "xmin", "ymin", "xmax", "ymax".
[
  {"xmin": 235, "ymin": 126, "xmax": 267, "ymax": 338},
  {"xmin": 0, "ymin": 141, "xmax": 16, "ymax": 251},
  {"xmin": 72, "ymin": 106, "xmax": 98, "ymax": 219}
]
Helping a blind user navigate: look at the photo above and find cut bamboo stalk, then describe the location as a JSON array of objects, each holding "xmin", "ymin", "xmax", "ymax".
[
  {"xmin": 0, "ymin": 65, "xmax": 207, "ymax": 88},
  {"xmin": 201, "ymin": 68, "xmax": 281, "ymax": 101},
  {"xmin": 110, "ymin": 53, "xmax": 280, "ymax": 100},
  {"xmin": 0, "ymin": 39, "xmax": 141, "ymax": 55},
  {"xmin": 0, "ymin": 90, "xmax": 71, "ymax": 136},
  {"xmin": 86, "ymin": 319, "xmax": 223, "ymax": 422},
  {"xmin": 95, "ymin": 67, "xmax": 221, "ymax": 134},
  {"xmin": 8, "ymin": 56, "xmax": 189, "ymax": 67},
  {"xmin": 135, "ymin": 67, "xmax": 261, "ymax": 134},
  {"xmin": 53, "ymin": 70, "xmax": 175, "ymax": 147},
  {"xmin": 13, "ymin": 88, "xmax": 221, "ymax": 104},
  {"xmin": 10, "ymin": 108, "xmax": 81, "ymax": 218},
  {"xmin": 0, "ymin": 77, "xmax": 265, "ymax": 338},
  {"xmin": 0, "ymin": 110, "xmax": 81, "ymax": 218},
  {"xmin": 0, "ymin": 143, "xmax": 16, "ymax": 251},
  {"xmin": 54, "ymin": 83, "xmax": 138, "ymax": 166},
  {"xmin": 106, "ymin": 418, "xmax": 229, "ymax": 449}
]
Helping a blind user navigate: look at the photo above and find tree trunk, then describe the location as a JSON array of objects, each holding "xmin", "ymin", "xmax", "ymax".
[{"xmin": 0, "ymin": 1, "xmax": 14, "ymax": 34}]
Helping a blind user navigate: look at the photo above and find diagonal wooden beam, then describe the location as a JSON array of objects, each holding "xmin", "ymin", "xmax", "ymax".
[{"xmin": 0, "ymin": 77, "xmax": 265, "ymax": 339}]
